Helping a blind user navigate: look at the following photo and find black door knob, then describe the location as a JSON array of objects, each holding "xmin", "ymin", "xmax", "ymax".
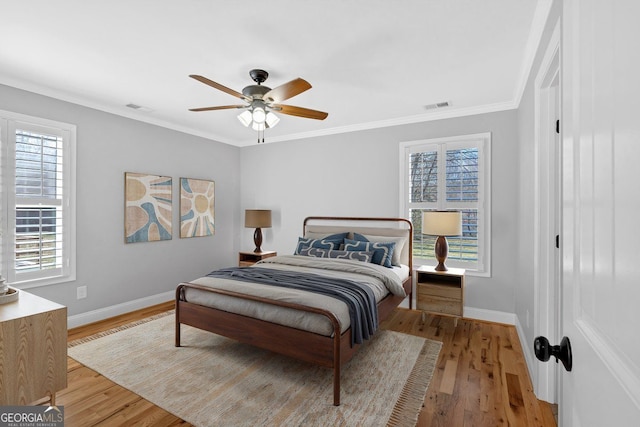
[{"xmin": 534, "ymin": 336, "xmax": 572, "ymax": 372}]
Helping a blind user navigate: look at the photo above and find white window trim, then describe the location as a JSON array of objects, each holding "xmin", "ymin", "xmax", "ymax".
[
  {"xmin": 399, "ymin": 132, "xmax": 491, "ymax": 277},
  {"xmin": 1, "ymin": 110, "xmax": 77, "ymax": 289}
]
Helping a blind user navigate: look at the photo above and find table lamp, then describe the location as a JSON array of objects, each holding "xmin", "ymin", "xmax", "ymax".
[
  {"xmin": 422, "ymin": 211, "xmax": 462, "ymax": 271},
  {"xmin": 245, "ymin": 209, "xmax": 272, "ymax": 253}
]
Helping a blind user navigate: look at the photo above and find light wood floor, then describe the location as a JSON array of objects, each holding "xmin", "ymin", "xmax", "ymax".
[
  {"xmin": 381, "ymin": 309, "xmax": 557, "ymax": 426},
  {"xmin": 59, "ymin": 302, "xmax": 556, "ymax": 426}
]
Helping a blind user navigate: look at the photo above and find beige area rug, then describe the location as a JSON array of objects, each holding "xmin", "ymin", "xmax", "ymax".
[{"xmin": 68, "ymin": 312, "xmax": 441, "ymax": 427}]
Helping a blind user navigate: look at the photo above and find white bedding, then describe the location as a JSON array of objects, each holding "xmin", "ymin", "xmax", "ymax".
[
  {"xmin": 183, "ymin": 255, "xmax": 407, "ymax": 337},
  {"xmin": 390, "ymin": 264, "xmax": 410, "ymax": 282}
]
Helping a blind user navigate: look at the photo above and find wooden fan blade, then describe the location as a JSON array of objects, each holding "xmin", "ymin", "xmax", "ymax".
[
  {"xmin": 189, "ymin": 75, "xmax": 250, "ymax": 101},
  {"xmin": 275, "ymin": 104, "xmax": 328, "ymax": 120},
  {"xmin": 189, "ymin": 105, "xmax": 245, "ymax": 112},
  {"xmin": 262, "ymin": 78, "xmax": 312, "ymax": 103}
]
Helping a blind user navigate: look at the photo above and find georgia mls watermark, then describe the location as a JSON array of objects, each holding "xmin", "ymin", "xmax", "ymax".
[{"xmin": 0, "ymin": 406, "xmax": 64, "ymax": 427}]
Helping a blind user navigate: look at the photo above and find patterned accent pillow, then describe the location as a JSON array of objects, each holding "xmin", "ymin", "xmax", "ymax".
[
  {"xmin": 298, "ymin": 247, "xmax": 373, "ymax": 263},
  {"xmin": 343, "ymin": 239, "xmax": 396, "ymax": 268},
  {"xmin": 352, "ymin": 233, "xmax": 406, "ymax": 266},
  {"xmin": 294, "ymin": 232, "xmax": 348, "ymax": 255}
]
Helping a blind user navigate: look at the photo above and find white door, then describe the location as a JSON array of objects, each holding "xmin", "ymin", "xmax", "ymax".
[
  {"xmin": 561, "ymin": 0, "xmax": 640, "ymax": 425},
  {"xmin": 533, "ymin": 18, "xmax": 562, "ymax": 402}
]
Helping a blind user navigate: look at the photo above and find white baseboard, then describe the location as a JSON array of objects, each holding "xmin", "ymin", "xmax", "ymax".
[
  {"xmin": 67, "ymin": 291, "xmax": 174, "ymax": 329},
  {"xmin": 514, "ymin": 314, "xmax": 558, "ymax": 403},
  {"xmin": 68, "ymin": 297, "xmax": 518, "ymax": 330},
  {"xmin": 464, "ymin": 306, "xmax": 516, "ymax": 325},
  {"xmin": 514, "ymin": 314, "xmax": 537, "ymax": 384}
]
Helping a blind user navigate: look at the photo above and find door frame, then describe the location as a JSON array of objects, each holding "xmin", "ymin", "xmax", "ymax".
[{"xmin": 533, "ymin": 19, "xmax": 561, "ymax": 403}]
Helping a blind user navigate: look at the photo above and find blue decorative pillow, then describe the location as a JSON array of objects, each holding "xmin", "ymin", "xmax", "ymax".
[
  {"xmin": 299, "ymin": 247, "xmax": 373, "ymax": 263},
  {"xmin": 343, "ymin": 239, "xmax": 396, "ymax": 268},
  {"xmin": 294, "ymin": 232, "xmax": 348, "ymax": 255}
]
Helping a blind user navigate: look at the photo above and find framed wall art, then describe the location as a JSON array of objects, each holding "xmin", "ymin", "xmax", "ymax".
[
  {"xmin": 125, "ymin": 172, "xmax": 172, "ymax": 243},
  {"xmin": 180, "ymin": 177, "xmax": 215, "ymax": 238}
]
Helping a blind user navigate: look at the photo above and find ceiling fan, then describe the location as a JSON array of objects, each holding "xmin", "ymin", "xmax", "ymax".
[{"xmin": 189, "ymin": 69, "xmax": 328, "ymax": 142}]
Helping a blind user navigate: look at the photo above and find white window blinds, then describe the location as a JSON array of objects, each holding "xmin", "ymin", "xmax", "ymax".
[
  {"xmin": 1, "ymin": 112, "xmax": 76, "ymax": 287},
  {"xmin": 15, "ymin": 130, "xmax": 64, "ymax": 274}
]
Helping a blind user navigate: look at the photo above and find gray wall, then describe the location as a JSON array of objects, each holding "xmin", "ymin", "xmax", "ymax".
[
  {"xmin": 240, "ymin": 110, "xmax": 520, "ymax": 314},
  {"xmin": 0, "ymin": 84, "xmax": 241, "ymax": 316}
]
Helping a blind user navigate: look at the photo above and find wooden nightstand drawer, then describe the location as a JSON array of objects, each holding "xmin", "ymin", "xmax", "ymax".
[{"xmin": 417, "ymin": 295, "xmax": 463, "ymax": 316}]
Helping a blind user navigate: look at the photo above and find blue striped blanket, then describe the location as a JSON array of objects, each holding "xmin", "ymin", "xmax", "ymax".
[{"xmin": 206, "ymin": 267, "xmax": 378, "ymax": 346}]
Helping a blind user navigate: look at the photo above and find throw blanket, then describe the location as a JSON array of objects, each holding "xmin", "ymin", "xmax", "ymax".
[{"xmin": 206, "ymin": 267, "xmax": 378, "ymax": 346}]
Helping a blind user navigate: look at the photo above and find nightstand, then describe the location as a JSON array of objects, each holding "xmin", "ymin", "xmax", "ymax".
[
  {"xmin": 239, "ymin": 250, "xmax": 277, "ymax": 267},
  {"xmin": 415, "ymin": 265, "xmax": 465, "ymax": 325}
]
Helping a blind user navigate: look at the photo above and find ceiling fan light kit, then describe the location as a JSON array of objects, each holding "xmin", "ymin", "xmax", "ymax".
[
  {"xmin": 237, "ymin": 110, "xmax": 252, "ymax": 127},
  {"xmin": 189, "ymin": 69, "xmax": 328, "ymax": 143},
  {"xmin": 265, "ymin": 111, "xmax": 280, "ymax": 128},
  {"xmin": 252, "ymin": 106, "xmax": 266, "ymax": 124}
]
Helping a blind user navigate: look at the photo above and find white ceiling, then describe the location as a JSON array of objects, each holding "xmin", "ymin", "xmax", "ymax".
[{"xmin": 0, "ymin": 1, "xmax": 550, "ymax": 147}]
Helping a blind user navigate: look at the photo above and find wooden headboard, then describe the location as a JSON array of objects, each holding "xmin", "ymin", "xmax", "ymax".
[{"xmin": 303, "ymin": 216, "xmax": 413, "ymax": 270}]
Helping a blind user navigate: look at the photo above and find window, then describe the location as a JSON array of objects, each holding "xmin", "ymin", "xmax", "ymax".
[
  {"xmin": 1, "ymin": 111, "xmax": 76, "ymax": 288},
  {"xmin": 400, "ymin": 133, "xmax": 491, "ymax": 275}
]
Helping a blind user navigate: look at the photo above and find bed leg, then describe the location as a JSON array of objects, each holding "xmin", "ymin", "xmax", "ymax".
[
  {"xmin": 175, "ymin": 321, "xmax": 181, "ymax": 347},
  {"xmin": 175, "ymin": 286, "xmax": 182, "ymax": 347},
  {"xmin": 333, "ymin": 363, "xmax": 340, "ymax": 406},
  {"xmin": 333, "ymin": 332, "xmax": 341, "ymax": 406}
]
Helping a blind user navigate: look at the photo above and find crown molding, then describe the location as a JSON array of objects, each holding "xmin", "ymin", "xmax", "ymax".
[
  {"xmin": 248, "ymin": 101, "xmax": 518, "ymax": 146},
  {"xmin": 0, "ymin": 75, "xmax": 234, "ymax": 146},
  {"xmin": 2, "ymin": 74, "xmax": 519, "ymax": 148}
]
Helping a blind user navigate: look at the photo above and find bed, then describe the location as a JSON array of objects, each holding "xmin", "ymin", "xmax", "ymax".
[{"xmin": 175, "ymin": 216, "xmax": 413, "ymax": 406}]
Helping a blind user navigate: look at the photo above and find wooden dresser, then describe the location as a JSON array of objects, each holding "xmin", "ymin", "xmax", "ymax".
[{"xmin": 0, "ymin": 290, "xmax": 67, "ymax": 405}]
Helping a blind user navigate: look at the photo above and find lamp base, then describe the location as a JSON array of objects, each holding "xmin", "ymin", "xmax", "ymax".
[
  {"xmin": 434, "ymin": 235, "xmax": 449, "ymax": 271},
  {"xmin": 253, "ymin": 227, "xmax": 263, "ymax": 253},
  {"xmin": 434, "ymin": 263, "xmax": 448, "ymax": 272}
]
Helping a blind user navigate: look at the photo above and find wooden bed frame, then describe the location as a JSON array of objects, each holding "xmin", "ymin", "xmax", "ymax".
[{"xmin": 175, "ymin": 216, "xmax": 413, "ymax": 406}]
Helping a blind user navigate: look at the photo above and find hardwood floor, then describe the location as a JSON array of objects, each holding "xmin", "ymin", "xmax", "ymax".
[
  {"xmin": 380, "ymin": 309, "xmax": 557, "ymax": 427},
  {"xmin": 59, "ymin": 302, "xmax": 556, "ymax": 426}
]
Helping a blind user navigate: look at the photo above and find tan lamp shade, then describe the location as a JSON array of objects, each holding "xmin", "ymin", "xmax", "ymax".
[
  {"xmin": 245, "ymin": 210, "xmax": 272, "ymax": 228},
  {"xmin": 422, "ymin": 211, "xmax": 462, "ymax": 236}
]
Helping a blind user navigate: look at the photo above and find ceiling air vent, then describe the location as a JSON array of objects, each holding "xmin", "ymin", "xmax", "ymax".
[
  {"xmin": 126, "ymin": 103, "xmax": 153, "ymax": 112},
  {"xmin": 424, "ymin": 101, "xmax": 450, "ymax": 110}
]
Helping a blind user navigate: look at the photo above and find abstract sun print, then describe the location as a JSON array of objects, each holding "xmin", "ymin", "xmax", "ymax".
[{"xmin": 180, "ymin": 178, "xmax": 215, "ymax": 238}]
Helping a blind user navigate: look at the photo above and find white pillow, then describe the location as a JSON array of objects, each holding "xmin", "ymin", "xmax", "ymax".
[{"xmin": 354, "ymin": 234, "xmax": 407, "ymax": 266}]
